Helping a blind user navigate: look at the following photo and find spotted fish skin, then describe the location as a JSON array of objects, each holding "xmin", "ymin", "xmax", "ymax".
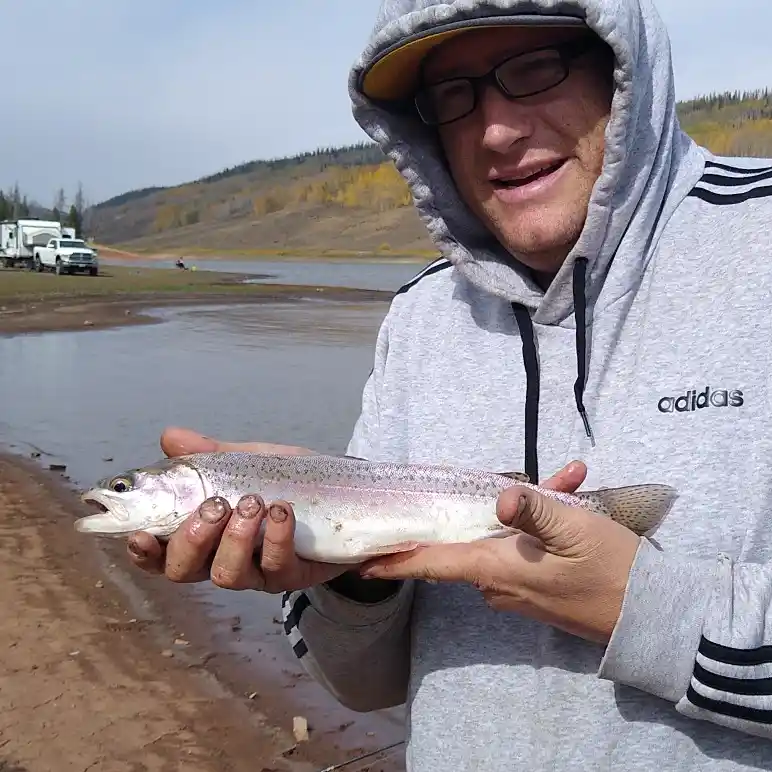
[{"xmin": 76, "ymin": 452, "xmax": 678, "ymax": 564}]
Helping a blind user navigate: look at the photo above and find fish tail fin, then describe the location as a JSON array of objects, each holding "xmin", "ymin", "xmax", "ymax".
[{"xmin": 576, "ymin": 484, "xmax": 678, "ymax": 536}]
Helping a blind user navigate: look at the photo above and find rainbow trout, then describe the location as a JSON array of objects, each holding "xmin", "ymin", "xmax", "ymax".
[{"xmin": 76, "ymin": 452, "xmax": 677, "ymax": 563}]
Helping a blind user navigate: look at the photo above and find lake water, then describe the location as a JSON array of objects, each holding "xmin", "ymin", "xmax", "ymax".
[
  {"xmin": 0, "ymin": 298, "xmax": 406, "ymax": 764},
  {"xmin": 102, "ymin": 256, "xmax": 425, "ymax": 292},
  {"xmin": 0, "ymin": 301, "xmax": 388, "ymax": 475}
]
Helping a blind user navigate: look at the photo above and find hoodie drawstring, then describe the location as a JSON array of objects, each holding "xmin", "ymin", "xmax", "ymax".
[
  {"xmin": 512, "ymin": 304, "xmax": 540, "ymax": 484},
  {"xmin": 511, "ymin": 256, "xmax": 595, "ymax": 484},
  {"xmin": 572, "ymin": 256, "xmax": 595, "ymax": 448}
]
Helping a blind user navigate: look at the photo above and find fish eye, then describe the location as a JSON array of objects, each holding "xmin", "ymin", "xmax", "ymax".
[{"xmin": 108, "ymin": 475, "xmax": 133, "ymax": 493}]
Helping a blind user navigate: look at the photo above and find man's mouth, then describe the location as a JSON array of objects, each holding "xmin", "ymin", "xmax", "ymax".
[{"xmin": 491, "ymin": 160, "xmax": 566, "ymax": 188}]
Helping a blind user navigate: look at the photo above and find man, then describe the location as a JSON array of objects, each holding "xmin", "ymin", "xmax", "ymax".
[{"xmin": 127, "ymin": 0, "xmax": 772, "ymax": 769}]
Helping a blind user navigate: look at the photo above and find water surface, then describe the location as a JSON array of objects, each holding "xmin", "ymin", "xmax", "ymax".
[{"xmin": 1, "ymin": 301, "xmax": 387, "ymax": 477}]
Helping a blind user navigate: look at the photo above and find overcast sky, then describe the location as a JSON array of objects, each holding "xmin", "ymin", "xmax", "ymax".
[{"xmin": 1, "ymin": 0, "xmax": 769, "ymax": 206}]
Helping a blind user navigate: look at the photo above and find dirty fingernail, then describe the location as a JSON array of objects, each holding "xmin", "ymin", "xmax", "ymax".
[
  {"xmin": 199, "ymin": 496, "xmax": 230, "ymax": 523},
  {"xmin": 237, "ymin": 494, "xmax": 263, "ymax": 520},
  {"xmin": 517, "ymin": 494, "xmax": 527, "ymax": 516},
  {"xmin": 127, "ymin": 540, "xmax": 146, "ymax": 560},
  {"xmin": 269, "ymin": 503, "xmax": 289, "ymax": 523}
]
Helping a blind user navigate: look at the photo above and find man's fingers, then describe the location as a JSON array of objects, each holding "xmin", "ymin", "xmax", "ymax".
[
  {"xmin": 539, "ymin": 460, "xmax": 586, "ymax": 493},
  {"xmin": 164, "ymin": 496, "xmax": 233, "ymax": 582},
  {"xmin": 260, "ymin": 501, "xmax": 301, "ymax": 592},
  {"xmin": 127, "ymin": 531, "xmax": 166, "ymax": 574},
  {"xmin": 210, "ymin": 495, "xmax": 267, "ymax": 591}
]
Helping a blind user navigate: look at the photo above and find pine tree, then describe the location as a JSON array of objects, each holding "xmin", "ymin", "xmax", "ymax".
[{"xmin": 66, "ymin": 204, "xmax": 83, "ymax": 237}]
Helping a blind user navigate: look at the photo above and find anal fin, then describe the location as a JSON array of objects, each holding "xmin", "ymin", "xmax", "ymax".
[{"xmin": 361, "ymin": 541, "xmax": 420, "ymax": 557}]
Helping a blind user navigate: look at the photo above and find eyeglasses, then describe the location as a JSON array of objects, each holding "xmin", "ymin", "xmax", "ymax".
[{"xmin": 413, "ymin": 36, "xmax": 601, "ymax": 127}]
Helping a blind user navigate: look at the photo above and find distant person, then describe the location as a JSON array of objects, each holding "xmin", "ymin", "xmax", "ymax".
[
  {"xmin": 126, "ymin": 0, "xmax": 772, "ymax": 769},
  {"xmin": 175, "ymin": 257, "xmax": 186, "ymax": 270}
]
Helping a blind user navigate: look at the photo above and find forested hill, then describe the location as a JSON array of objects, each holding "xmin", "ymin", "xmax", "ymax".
[
  {"xmin": 86, "ymin": 88, "xmax": 772, "ymax": 254},
  {"xmin": 678, "ymin": 90, "xmax": 772, "ymax": 157}
]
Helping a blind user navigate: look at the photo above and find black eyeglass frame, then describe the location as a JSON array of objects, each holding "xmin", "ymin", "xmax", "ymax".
[{"xmin": 413, "ymin": 35, "xmax": 603, "ymax": 127}]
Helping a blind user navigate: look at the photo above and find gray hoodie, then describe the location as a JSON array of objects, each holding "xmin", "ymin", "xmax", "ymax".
[{"xmin": 282, "ymin": 0, "xmax": 772, "ymax": 769}]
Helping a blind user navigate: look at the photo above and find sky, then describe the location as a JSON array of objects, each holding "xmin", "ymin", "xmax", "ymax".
[{"xmin": 1, "ymin": 0, "xmax": 770, "ymax": 207}]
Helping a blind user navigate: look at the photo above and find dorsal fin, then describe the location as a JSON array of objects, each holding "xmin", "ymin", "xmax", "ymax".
[{"xmin": 496, "ymin": 471, "xmax": 531, "ymax": 483}]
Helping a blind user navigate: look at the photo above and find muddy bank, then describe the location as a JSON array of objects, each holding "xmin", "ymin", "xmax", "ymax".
[
  {"xmin": 0, "ymin": 452, "xmax": 405, "ymax": 772},
  {"xmin": 0, "ymin": 286, "xmax": 393, "ymax": 337}
]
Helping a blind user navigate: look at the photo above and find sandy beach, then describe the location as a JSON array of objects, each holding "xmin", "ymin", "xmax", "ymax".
[
  {"xmin": 0, "ymin": 452, "xmax": 404, "ymax": 772},
  {"xmin": 0, "ymin": 452, "xmax": 299, "ymax": 771}
]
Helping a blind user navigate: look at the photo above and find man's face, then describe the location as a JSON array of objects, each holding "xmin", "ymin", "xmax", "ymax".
[{"xmin": 421, "ymin": 27, "xmax": 614, "ymax": 275}]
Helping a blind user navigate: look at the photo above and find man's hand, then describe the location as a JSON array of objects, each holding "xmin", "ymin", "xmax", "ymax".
[
  {"xmin": 358, "ymin": 461, "xmax": 641, "ymax": 644},
  {"xmin": 126, "ymin": 426, "xmax": 347, "ymax": 592}
]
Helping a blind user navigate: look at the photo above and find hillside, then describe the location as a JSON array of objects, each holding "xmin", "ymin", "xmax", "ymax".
[{"xmin": 89, "ymin": 89, "xmax": 772, "ymax": 255}]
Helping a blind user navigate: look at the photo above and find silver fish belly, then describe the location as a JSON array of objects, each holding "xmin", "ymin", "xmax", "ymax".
[{"xmin": 76, "ymin": 452, "xmax": 678, "ymax": 564}]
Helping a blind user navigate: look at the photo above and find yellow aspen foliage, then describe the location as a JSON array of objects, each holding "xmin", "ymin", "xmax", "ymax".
[
  {"xmin": 249, "ymin": 162, "xmax": 413, "ymax": 219},
  {"xmin": 329, "ymin": 164, "xmax": 412, "ymax": 210},
  {"xmin": 686, "ymin": 118, "xmax": 772, "ymax": 157}
]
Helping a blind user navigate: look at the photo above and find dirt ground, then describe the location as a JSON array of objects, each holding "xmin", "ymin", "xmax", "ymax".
[{"xmin": 0, "ymin": 454, "xmax": 404, "ymax": 772}]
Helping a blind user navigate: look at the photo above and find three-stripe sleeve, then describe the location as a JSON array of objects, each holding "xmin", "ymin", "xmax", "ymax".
[
  {"xmin": 676, "ymin": 553, "xmax": 772, "ymax": 738},
  {"xmin": 688, "ymin": 159, "xmax": 772, "ymax": 207},
  {"xmin": 599, "ymin": 539, "xmax": 772, "ymax": 741},
  {"xmin": 281, "ymin": 581, "xmax": 414, "ymax": 712}
]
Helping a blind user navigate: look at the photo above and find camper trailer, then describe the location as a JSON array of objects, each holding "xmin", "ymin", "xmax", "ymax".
[{"xmin": 0, "ymin": 219, "xmax": 63, "ymax": 269}]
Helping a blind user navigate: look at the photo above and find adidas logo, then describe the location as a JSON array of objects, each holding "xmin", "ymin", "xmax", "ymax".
[{"xmin": 657, "ymin": 386, "xmax": 743, "ymax": 414}]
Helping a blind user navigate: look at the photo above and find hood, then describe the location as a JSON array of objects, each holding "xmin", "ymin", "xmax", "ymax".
[{"xmin": 349, "ymin": 0, "xmax": 706, "ymax": 326}]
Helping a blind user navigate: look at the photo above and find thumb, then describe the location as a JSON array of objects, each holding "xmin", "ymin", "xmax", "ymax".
[
  {"xmin": 497, "ymin": 486, "xmax": 580, "ymax": 551},
  {"xmin": 160, "ymin": 426, "xmax": 316, "ymax": 458},
  {"xmin": 160, "ymin": 426, "xmax": 218, "ymax": 458}
]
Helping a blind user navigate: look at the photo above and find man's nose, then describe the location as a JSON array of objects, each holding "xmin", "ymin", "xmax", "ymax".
[{"xmin": 479, "ymin": 85, "xmax": 534, "ymax": 154}]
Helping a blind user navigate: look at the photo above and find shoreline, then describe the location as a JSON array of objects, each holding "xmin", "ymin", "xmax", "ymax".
[
  {"xmin": 0, "ymin": 284, "xmax": 393, "ymax": 337},
  {"xmin": 97, "ymin": 245, "xmax": 434, "ymax": 265},
  {"xmin": 0, "ymin": 449, "xmax": 405, "ymax": 771}
]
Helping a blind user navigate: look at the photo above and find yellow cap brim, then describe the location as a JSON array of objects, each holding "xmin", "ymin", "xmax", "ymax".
[{"xmin": 360, "ymin": 16, "xmax": 586, "ymax": 102}]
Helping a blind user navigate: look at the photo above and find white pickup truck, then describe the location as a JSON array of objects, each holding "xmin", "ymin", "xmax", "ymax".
[{"xmin": 33, "ymin": 238, "xmax": 99, "ymax": 276}]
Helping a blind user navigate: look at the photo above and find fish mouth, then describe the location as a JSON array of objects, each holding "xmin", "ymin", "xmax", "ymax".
[
  {"xmin": 83, "ymin": 498, "xmax": 109, "ymax": 515},
  {"xmin": 80, "ymin": 488, "xmax": 130, "ymax": 522}
]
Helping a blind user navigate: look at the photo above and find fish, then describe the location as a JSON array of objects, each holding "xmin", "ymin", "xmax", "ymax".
[{"xmin": 75, "ymin": 452, "xmax": 677, "ymax": 564}]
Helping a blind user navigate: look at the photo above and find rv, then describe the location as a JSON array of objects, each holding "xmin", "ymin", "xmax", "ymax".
[{"xmin": 0, "ymin": 219, "xmax": 64, "ymax": 269}]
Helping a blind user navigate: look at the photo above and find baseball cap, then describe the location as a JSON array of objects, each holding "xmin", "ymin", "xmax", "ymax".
[{"xmin": 359, "ymin": 14, "xmax": 588, "ymax": 101}]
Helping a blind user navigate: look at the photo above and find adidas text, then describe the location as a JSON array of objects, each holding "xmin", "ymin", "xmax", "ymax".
[{"xmin": 657, "ymin": 386, "xmax": 743, "ymax": 413}]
